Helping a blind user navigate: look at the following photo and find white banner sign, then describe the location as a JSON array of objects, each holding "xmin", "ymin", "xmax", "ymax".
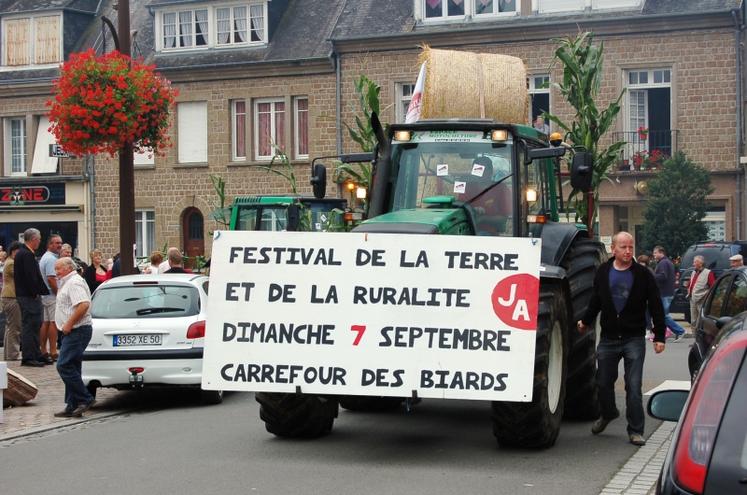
[{"xmin": 202, "ymin": 231, "xmax": 541, "ymax": 401}]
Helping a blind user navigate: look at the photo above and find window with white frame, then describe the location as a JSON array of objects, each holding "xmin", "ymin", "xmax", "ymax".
[
  {"xmin": 294, "ymin": 97, "xmax": 309, "ymax": 159},
  {"xmin": 135, "ymin": 210, "xmax": 156, "ymax": 258},
  {"xmin": 4, "ymin": 118, "xmax": 27, "ymax": 176},
  {"xmin": 231, "ymin": 100, "xmax": 247, "ymax": 161},
  {"xmin": 158, "ymin": 3, "xmax": 267, "ymax": 51},
  {"xmin": 474, "ymin": 0, "xmax": 517, "ymax": 15},
  {"xmin": 528, "ymin": 75, "xmax": 550, "ymax": 130},
  {"xmin": 537, "ymin": 0, "xmax": 585, "ymax": 13},
  {"xmin": 395, "ymin": 83, "xmax": 416, "ymax": 123},
  {"xmin": 1, "ymin": 14, "xmax": 62, "ymax": 67},
  {"xmin": 161, "ymin": 9, "xmax": 208, "ymax": 49},
  {"xmin": 254, "ymin": 99, "xmax": 285, "ymax": 160},
  {"xmin": 624, "ymin": 68, "xmax": 672, "ymax": 161},
  {"xmin": 419, "ymin": 0, "xmax": 517, "ymax": 20},
  {"xmin": 424, "ymin": 0, "xmax": 465, "ymax": 19},
  {"xmin": 177, "ymin": 101, "xmax": 208, "ymax": 163}
]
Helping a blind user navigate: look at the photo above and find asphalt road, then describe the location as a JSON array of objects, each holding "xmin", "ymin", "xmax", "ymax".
[{"xmin": 0, "ymin": 340, "xmax": 692, "ymax": 495}]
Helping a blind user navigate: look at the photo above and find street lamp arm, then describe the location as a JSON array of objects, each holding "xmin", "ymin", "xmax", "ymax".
[{"xmin": 101, "ymin": 16, "xmax": 120, "ymax": 51}]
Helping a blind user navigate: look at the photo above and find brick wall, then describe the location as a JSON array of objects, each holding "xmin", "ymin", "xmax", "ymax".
[{"xmin": 92, "ymin": 72, "xmax": 338, "ymax": 259}]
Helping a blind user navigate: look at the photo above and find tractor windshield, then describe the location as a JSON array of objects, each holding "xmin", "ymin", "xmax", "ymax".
[{"xmin": 389, "ymin": 131, "xmax": 514, "ymax": 216}]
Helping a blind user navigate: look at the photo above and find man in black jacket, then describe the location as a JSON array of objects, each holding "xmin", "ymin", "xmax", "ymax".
[
  {"xmin": 14, "ymin": 228, "xmax": 50, "ymax": 366},
  {"xmin": 577, "ymin": 231, "xmax": 666, "ymax": 446}
]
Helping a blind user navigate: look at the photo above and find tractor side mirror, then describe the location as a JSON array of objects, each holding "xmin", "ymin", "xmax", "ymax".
[
  {"xmin": 287, "ymin": 204, "xmax": 300, "ymax": 231},
  {"xmin": 570, "ymin": 152, "xmax": 593, "ymax": 192},
  {"xmin": 310, "ymin": 163, "xmax": 327, "ymax": 199}
]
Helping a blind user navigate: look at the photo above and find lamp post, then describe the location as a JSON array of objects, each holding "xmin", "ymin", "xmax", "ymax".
[{"xmin": 117, "ymin": 0, "xmax": 136, "ymax": 274}]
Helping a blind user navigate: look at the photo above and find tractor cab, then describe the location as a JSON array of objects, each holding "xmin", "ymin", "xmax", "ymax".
[
  {"xmin": 229, "ymin": 196, "xmax": 347, "ymax": 232},
  {"xmin": 357, "ymin": 120, "xmax": 580, "ymax": 237}
]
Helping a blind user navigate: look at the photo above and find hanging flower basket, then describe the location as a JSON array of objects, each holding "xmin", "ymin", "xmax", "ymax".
[{"xmin": 47, "ymin": 49, "xmax": 178, "ymax": 157}]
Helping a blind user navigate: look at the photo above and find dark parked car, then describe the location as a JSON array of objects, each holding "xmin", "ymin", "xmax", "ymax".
[
  {"xmin": 670, "ymin": 241, "xmax": 747, "ymax": 321},
  {"xmin": 687, "ymin": 266, "xmax": 747, "ymax": 380},
  {"xmin": 648, "ymin": 311, "xmax": 747, "ymax": 494}
]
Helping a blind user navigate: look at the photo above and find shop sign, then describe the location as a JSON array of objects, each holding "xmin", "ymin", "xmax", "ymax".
[{"xmin": 0, "ymin": 183, "xmax": 66, "ymax": 206}]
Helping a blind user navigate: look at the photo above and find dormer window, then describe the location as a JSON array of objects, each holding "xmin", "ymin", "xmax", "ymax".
[
  {"xmin": 157, "ymin": 2, "xmax": 267, "ymax": 52},
  {"xmin": 475, "ymin": 0, "xmax": 517, "ymax": 15},
  {"xmin": 1, "ymin": 14, "xmax": 62, "ymax": 67},
  {"xmin": 425, "ymin": 0, "xmax": 465, "ymax": 19},
  {"xmin": 162, "ymin": 9, "xmax": 209, "ymax": 49},
  {"xmin": 418, "ymin": 0, "xmax": 517, "ymax": 22}
]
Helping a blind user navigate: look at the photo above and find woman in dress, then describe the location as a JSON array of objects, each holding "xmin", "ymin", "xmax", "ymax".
[{"xmin": 83, "ymin": 249, "xmax": 110, "ymax": 293}]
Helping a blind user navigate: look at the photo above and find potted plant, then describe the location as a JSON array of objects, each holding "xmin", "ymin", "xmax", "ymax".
[{"xmin": 48, "ymin": 49, "xmax": 178, "ymax": 156}]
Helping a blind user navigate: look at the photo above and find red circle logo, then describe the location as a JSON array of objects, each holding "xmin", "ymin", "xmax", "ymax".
[{"xmin": 491, "ymin": 274, "xmax": 539, "ymax": 330}]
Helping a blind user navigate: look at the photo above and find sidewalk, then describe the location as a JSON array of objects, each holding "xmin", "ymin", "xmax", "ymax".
[{"xmin": 1, "ymin": 361, "xmax": 127, "ymax": 441}]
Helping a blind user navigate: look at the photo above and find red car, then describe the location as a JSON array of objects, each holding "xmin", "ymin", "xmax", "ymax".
[{"xmin": 648, "ymin": 312, "xmax": 747, "ymax": 494}]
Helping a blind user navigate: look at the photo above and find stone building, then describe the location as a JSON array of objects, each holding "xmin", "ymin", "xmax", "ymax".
[
  {"xmin": 0, "ymin": 0, "xmax": 100, "ymax": 255},
  {"xmin": 331, "ymin": 0, "xmax": 746, "ymax": 248},
  {"xmin": 1, "ymin": 0, "xmax": 744, "ymax": 260}
]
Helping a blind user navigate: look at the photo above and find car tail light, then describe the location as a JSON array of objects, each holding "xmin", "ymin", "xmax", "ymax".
[
  {"xmin": 128, "ymin": 367, "xmax": 144, "ymax": 374},
  {"xmin": 672, "ymin": 333, "xmax": 747, "ymax": 494},
  {"xmin": 187, "ymin": 320, "xmax": 206, "ymax": 339}
]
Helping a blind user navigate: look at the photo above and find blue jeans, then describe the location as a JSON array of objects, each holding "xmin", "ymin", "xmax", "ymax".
[
  {"xmin": 17, "ymin": 296, "xmax": 43, "ymax": 362},
  {"xmin": 597, "ymin": 336, "xmax": 646, "ymax": 435},
  {"xmin": 661, "ymin": 296, "xmax": 686, "ymax": 336},
  {"xmin": 56, "ymin": 325, "xmax": 93, "ymax": 411}
]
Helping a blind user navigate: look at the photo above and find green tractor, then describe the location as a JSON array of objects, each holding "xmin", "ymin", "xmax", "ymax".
[
  {"xmin": 228, "ymin": 153, "xmax": 372, "ymax": 232},
  {"xmin": 229, "ymin": 195, "xmax": 348, "ymax": 232},
  {"xmin": 255, "ymin": 117, "xmax": 606, "ymax": 448}
]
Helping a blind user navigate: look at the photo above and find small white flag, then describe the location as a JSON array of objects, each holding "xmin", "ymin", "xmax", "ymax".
[{"xmin": 405, "ymin": 63, "xmax": 426, "ymax": 123}]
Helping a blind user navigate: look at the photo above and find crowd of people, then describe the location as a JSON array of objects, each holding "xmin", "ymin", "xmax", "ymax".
[
  {"xmin": 0, "ymin": 235, "xmax": 195, "ymax": 365},
  {"xmin": 0, "ymin": 230, "xmax": 195, "ymax": 417}
]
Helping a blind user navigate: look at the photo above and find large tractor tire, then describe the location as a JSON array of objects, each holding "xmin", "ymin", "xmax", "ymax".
[
  {"xmin": 339, "ymin": 396, "xmax": 405, "ymax": 412},
  {"xmin": 562, "ymin": 237, "xmax": 606, "ymax": 420},
  {"xmin": 256, "ymin": 392, "xmax": 338, "ymax": 438},
  {"xmin": 491, "ymin": 285, "xmax": 569, "ymax": 448}
]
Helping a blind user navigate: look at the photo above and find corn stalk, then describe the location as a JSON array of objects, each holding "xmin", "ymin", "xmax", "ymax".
[{"xmin": 544, "ymin": 32, "xmax": 626, "ymax": 228}]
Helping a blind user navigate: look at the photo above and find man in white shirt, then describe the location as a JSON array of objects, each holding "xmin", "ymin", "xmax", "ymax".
[{"xmin": 53, "ymin": 257, "xmax": 95, "ymax": 418}]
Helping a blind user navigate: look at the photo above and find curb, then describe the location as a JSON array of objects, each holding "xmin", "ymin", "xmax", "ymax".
[
  {"xmin": 598, "ymin": 420, "xmax": 675, "ymax": 495},
  {"xmin": 0, "ymin": 410, "xmax": 129, "ymax": 443}
]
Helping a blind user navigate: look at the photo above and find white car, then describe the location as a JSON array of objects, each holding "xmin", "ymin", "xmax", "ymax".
[{"xmin": 82, "ymin": 274, "xmax": 222, "ymax": 404}]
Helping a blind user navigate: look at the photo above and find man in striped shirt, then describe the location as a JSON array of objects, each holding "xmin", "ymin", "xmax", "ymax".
[{"xmin": 53, "ymin": 257, "xmax": 95, "ymax": 418}]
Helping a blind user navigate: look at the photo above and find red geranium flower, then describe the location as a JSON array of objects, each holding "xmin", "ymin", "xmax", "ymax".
[{"xmin": 47, "ymin": 49, "xmax": 178, "ymax": 157}]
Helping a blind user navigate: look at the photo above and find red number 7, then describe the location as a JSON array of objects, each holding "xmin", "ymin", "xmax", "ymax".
[{"xmin": 350, "ymin": 325, "xmax": 366, "ymax": 346}]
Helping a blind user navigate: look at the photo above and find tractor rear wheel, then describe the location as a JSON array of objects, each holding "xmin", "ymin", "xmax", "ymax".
[
  {"xmin": 256, "ymin": 392, "xmax": 338, "ymax": 438},
  {"xmin": 563, "ymin": 237, "xmax": 606, "ymax": 420},
  {"xmin": 491, "ymin": 285, "xmax": 569, "ymax": 448}
]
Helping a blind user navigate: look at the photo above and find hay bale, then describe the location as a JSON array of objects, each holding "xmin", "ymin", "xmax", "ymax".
[{"xmin": 418, "ymin": 46, "xmax": 528, "ymax": 124}]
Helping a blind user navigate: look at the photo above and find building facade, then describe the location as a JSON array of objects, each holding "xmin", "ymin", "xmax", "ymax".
[
  {"xmin": 0, "ymin": 0, "xmax": 100, "ymax": 255},
  {"xmin": 1, "ymin": 0, "xmax": 744, "ymax": 261}
]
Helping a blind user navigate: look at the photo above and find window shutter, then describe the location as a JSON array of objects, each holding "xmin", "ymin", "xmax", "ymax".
[
  {"xmin": 5, "ymin": 18, "xmax": 31, "ymax": 65},
  {"xmin": 177, "ymin": 102, "xmax": 208, "ymax": 163},
  {"xmin": 34, "ymin": 16, "xmax": 61, "ymax": 64},
  {"xmin": 31, "ymin": 116, "xmax": 58, "ymax": 174}
]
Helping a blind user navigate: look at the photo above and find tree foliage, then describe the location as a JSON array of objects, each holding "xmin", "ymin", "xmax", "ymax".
[
  {"xmin": 640, "ymin": 152, "xmax": 713, "ymax": 259},
  {"xmin": 545, "ymin": 32, "xmax": 625, "ymax": 229}
]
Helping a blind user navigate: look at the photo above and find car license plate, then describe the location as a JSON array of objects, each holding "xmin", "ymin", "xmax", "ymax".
[{"xmin": 113, "ymin": 334, "xmax": 162, "ymax": 346}]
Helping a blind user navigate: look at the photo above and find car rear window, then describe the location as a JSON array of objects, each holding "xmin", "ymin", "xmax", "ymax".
[
  {"xmin": 91, "ymin": 284, "xmax": 200, "ymax": 319},
  {"xmin": 681, "ymin": 246, "xmax": 732, "ymax": 271}
]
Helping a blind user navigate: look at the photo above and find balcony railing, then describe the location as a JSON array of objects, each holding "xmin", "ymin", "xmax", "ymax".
[{"xmin": 611, "ymin": 129, "xmax": 680, "ymax": 172}]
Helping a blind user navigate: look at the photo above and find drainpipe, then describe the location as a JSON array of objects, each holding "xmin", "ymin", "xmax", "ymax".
[
  {"xmin": 86, "ymin": 155, "xmax": 96, "ymax": 251},
  {"xmin": 334, "ymin": 48, "xmax": 342, "ymax": 155},
  {"xmin": 733, "ymin": 9, "xmax": 744, "ymax": 239}
]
